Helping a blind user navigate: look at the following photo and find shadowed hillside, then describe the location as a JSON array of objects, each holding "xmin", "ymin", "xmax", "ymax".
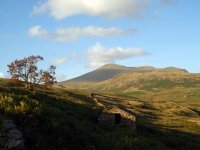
[{"xmin": 0, "ymin": 78, "xmax": 139, "ymax": 150}]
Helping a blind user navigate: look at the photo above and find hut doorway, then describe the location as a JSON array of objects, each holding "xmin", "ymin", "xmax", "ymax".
[{"xmin": 115, "ymin": 113, "xmax": 121, "ymax": 124}]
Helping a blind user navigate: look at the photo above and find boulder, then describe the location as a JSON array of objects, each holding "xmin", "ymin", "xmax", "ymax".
[
  {"xmin": 1, "ymin": 120, "xmax": 25, "ymax": 150},
  {"xmin": 7, "ymin": 139, "xmax": 24, "ymax": 150}
]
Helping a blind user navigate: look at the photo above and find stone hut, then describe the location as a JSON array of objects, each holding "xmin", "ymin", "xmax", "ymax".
[{"xmin": 98, "ymin": 106, "xmax": 137, "ymax": 134}]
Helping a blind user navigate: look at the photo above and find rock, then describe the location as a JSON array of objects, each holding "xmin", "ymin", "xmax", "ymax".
[
  {"xmin": 7, "ymin": 139, "xmax": 24, "ymax": 150},
  {"xmin": 2, "ymin": 120, "xmax": 16, "ymax": 132},
  {"xmin": 7, "ymin": 129, "xmax": 22, "ymax": 140},
  {"xmin": 1, "ymin": 120, "xmax": 25, "ymax": 150}
]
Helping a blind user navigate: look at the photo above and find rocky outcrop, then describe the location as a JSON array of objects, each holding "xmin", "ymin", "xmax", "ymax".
[{"xmin": 1, "ymin": 120, "xmax": 25, "ymax": 150}]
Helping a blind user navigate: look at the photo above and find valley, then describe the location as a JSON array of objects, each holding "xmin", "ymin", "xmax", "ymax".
[
  {"xmin": 59, "ymin": 64, "xmax": 200, "ymax": 112},
  {"xmin": 0, "ymin": 65, "xmax": 200, "ymax": 149}
]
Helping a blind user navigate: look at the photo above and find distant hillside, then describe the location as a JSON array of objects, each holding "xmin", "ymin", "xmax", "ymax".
[
  {"xmin": 59, "ymin": 64, "xmax": 192, "ymax": 91},
  {"xmin": 96, "ymin": 71, "xmax": 200, "ymax": 92},
  {"xmin": 67, "ymin": 64, "xmax": 158, "ymax": 83}
]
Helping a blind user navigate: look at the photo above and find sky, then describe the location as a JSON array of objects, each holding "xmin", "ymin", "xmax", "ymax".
[{"xmin": 0, "ymin": 0, "xmax": 200, "ymax": 81}]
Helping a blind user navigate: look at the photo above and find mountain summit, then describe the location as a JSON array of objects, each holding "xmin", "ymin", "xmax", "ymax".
[
  {"xmin": 61, "ymin": 64, "xmax": 188, "ymax": 83},
  {"xmin": 66, "ymin": 64, "xmax": 160, "ymax": 83},
  {"xmin": 58, "ymin": 64, "xmax": 199, "ymax": 92},
  {"xmin": 99, "ymin": 64, "xmax": 129, "ymax": 70}
]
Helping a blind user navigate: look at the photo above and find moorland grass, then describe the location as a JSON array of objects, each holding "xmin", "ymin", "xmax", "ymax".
[{"xmin": 0, "ymin": 78, "xmax": 200, "ymax": 150}]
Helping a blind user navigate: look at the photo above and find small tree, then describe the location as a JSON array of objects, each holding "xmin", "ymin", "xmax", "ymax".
[
  {"xmin": 40, "ymin": 65, "xmax": 57, "ymax": 88},
  {"xmin": 7, "ymin": 55, "xmax": 56, "ymax": 89}
]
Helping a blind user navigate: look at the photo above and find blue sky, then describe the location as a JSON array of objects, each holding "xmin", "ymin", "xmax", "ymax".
[{"xmin": 0, "ymin": 0, "xmax": 200, "ymax": 81}]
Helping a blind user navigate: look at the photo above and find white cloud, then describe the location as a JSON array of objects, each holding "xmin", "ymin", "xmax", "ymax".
[
  {"xmin": 32, "ymin": 0, "xmax": 150, "ymax": 20},
  {"xmin": 0, "ymin": 72, "xmax": 5, "ymax": 78},
  {"xmin": 28, "ymin": 26, "xmax": 49, "ymax": 39},
  {"xmin": 28, "ymin": 26, "xmax": 137, "ymax": 42},
  {"xmin": 52, "ymin": 53, "xmax": 77, "ymax": 65},
  {"xmin": 87, "ymin": 43, "xmax": 149, "ymax": 69},
  {"xmin": 56, "ymin": 74, "xmax": 68, "ymax": 82}
]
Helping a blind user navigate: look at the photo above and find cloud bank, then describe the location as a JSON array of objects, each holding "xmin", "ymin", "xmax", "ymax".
[
  {"xmin": 32, "ymin": 0, "xmax": 150, "ymax": 20},
  {"xmin": 87, "ymin": 43, "xmax": 149, "ymax": 69},
  {"xmin": 52, "ymin": 53, "xmax": 77, "ymax": 65},
  {"xmin": 56, "ymin": 74, "xmax": 68, "ymax": 82},
  {"xmin": 28, "ymin": 26, "xmax": 137, "ymax": 42}
]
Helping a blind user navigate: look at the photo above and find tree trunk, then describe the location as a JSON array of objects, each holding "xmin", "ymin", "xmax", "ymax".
[{"xmin": 25, "ymin": 82, "xmax": 33, "ymax": 90}]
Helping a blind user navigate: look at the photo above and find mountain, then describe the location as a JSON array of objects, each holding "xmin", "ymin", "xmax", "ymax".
[
  {"xmin": 97, "ymin": 70, "xmax": 200, "ymax": 92},
  {"xmin": 64, "ymin": 64, "xmax": 189, "ymax": 83},
  {"xmin": 67, "ymin": 64, "xmax": 157, "ymax": 83},
  {"xmin": 59, "ymin": 64, "xmax": 192, "ymax": 91}
]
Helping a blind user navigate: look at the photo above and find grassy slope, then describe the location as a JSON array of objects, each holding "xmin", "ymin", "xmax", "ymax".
[
  {"xmin": 87, "ymin": 71, "xmax": 200, "ymax": 113},
  {"xmin": 0, "ymin": 79, "xmax": 137, "ymax": 150},
  {"xmin": 61, "ymin": 70, "xmax": 200, "ymax": 93},
  {"xmin": 93, "ymin": 94, "xmax": 200, "ymax": 150},
  {"xmin": 97, "ymin": 71, "xmax": 200, "ymax": 91},
  {"xmin": 0, "ymin": 78, "xmax": 200, "ymax": 150}
]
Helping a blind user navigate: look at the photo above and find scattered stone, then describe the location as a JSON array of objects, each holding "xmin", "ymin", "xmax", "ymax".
[
  {"xmin": 2, "ymin": 120, "xmax": 16, "ymax": 132},
  {"xmin": 6, "ymin": 140, "xmax": 24, "ymax": 150},
  {"xmin": 7, "ymin": 129, "xmax": 22, "ymax": 140},
  {"xmin": 1, "ymin": 120, "xmax": 25, "ymax": 150}
]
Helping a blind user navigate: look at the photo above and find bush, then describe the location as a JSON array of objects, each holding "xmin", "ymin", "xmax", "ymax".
[
  {"xmin": 0, "ymin": 94, "xmax": 41, "ymax": 116},
  {"xmin": 0, "ymin": 94, "xmax": 15, "ymax": 113}
]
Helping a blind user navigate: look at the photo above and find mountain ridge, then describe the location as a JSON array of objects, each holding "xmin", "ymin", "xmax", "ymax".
[
  {"xmin": 57, "ymin": 64, "xmax": 196, "ymax": 92},
  {"xmin": 63, "ymin": 64, "xmax": 189, "ymax": 83}
]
